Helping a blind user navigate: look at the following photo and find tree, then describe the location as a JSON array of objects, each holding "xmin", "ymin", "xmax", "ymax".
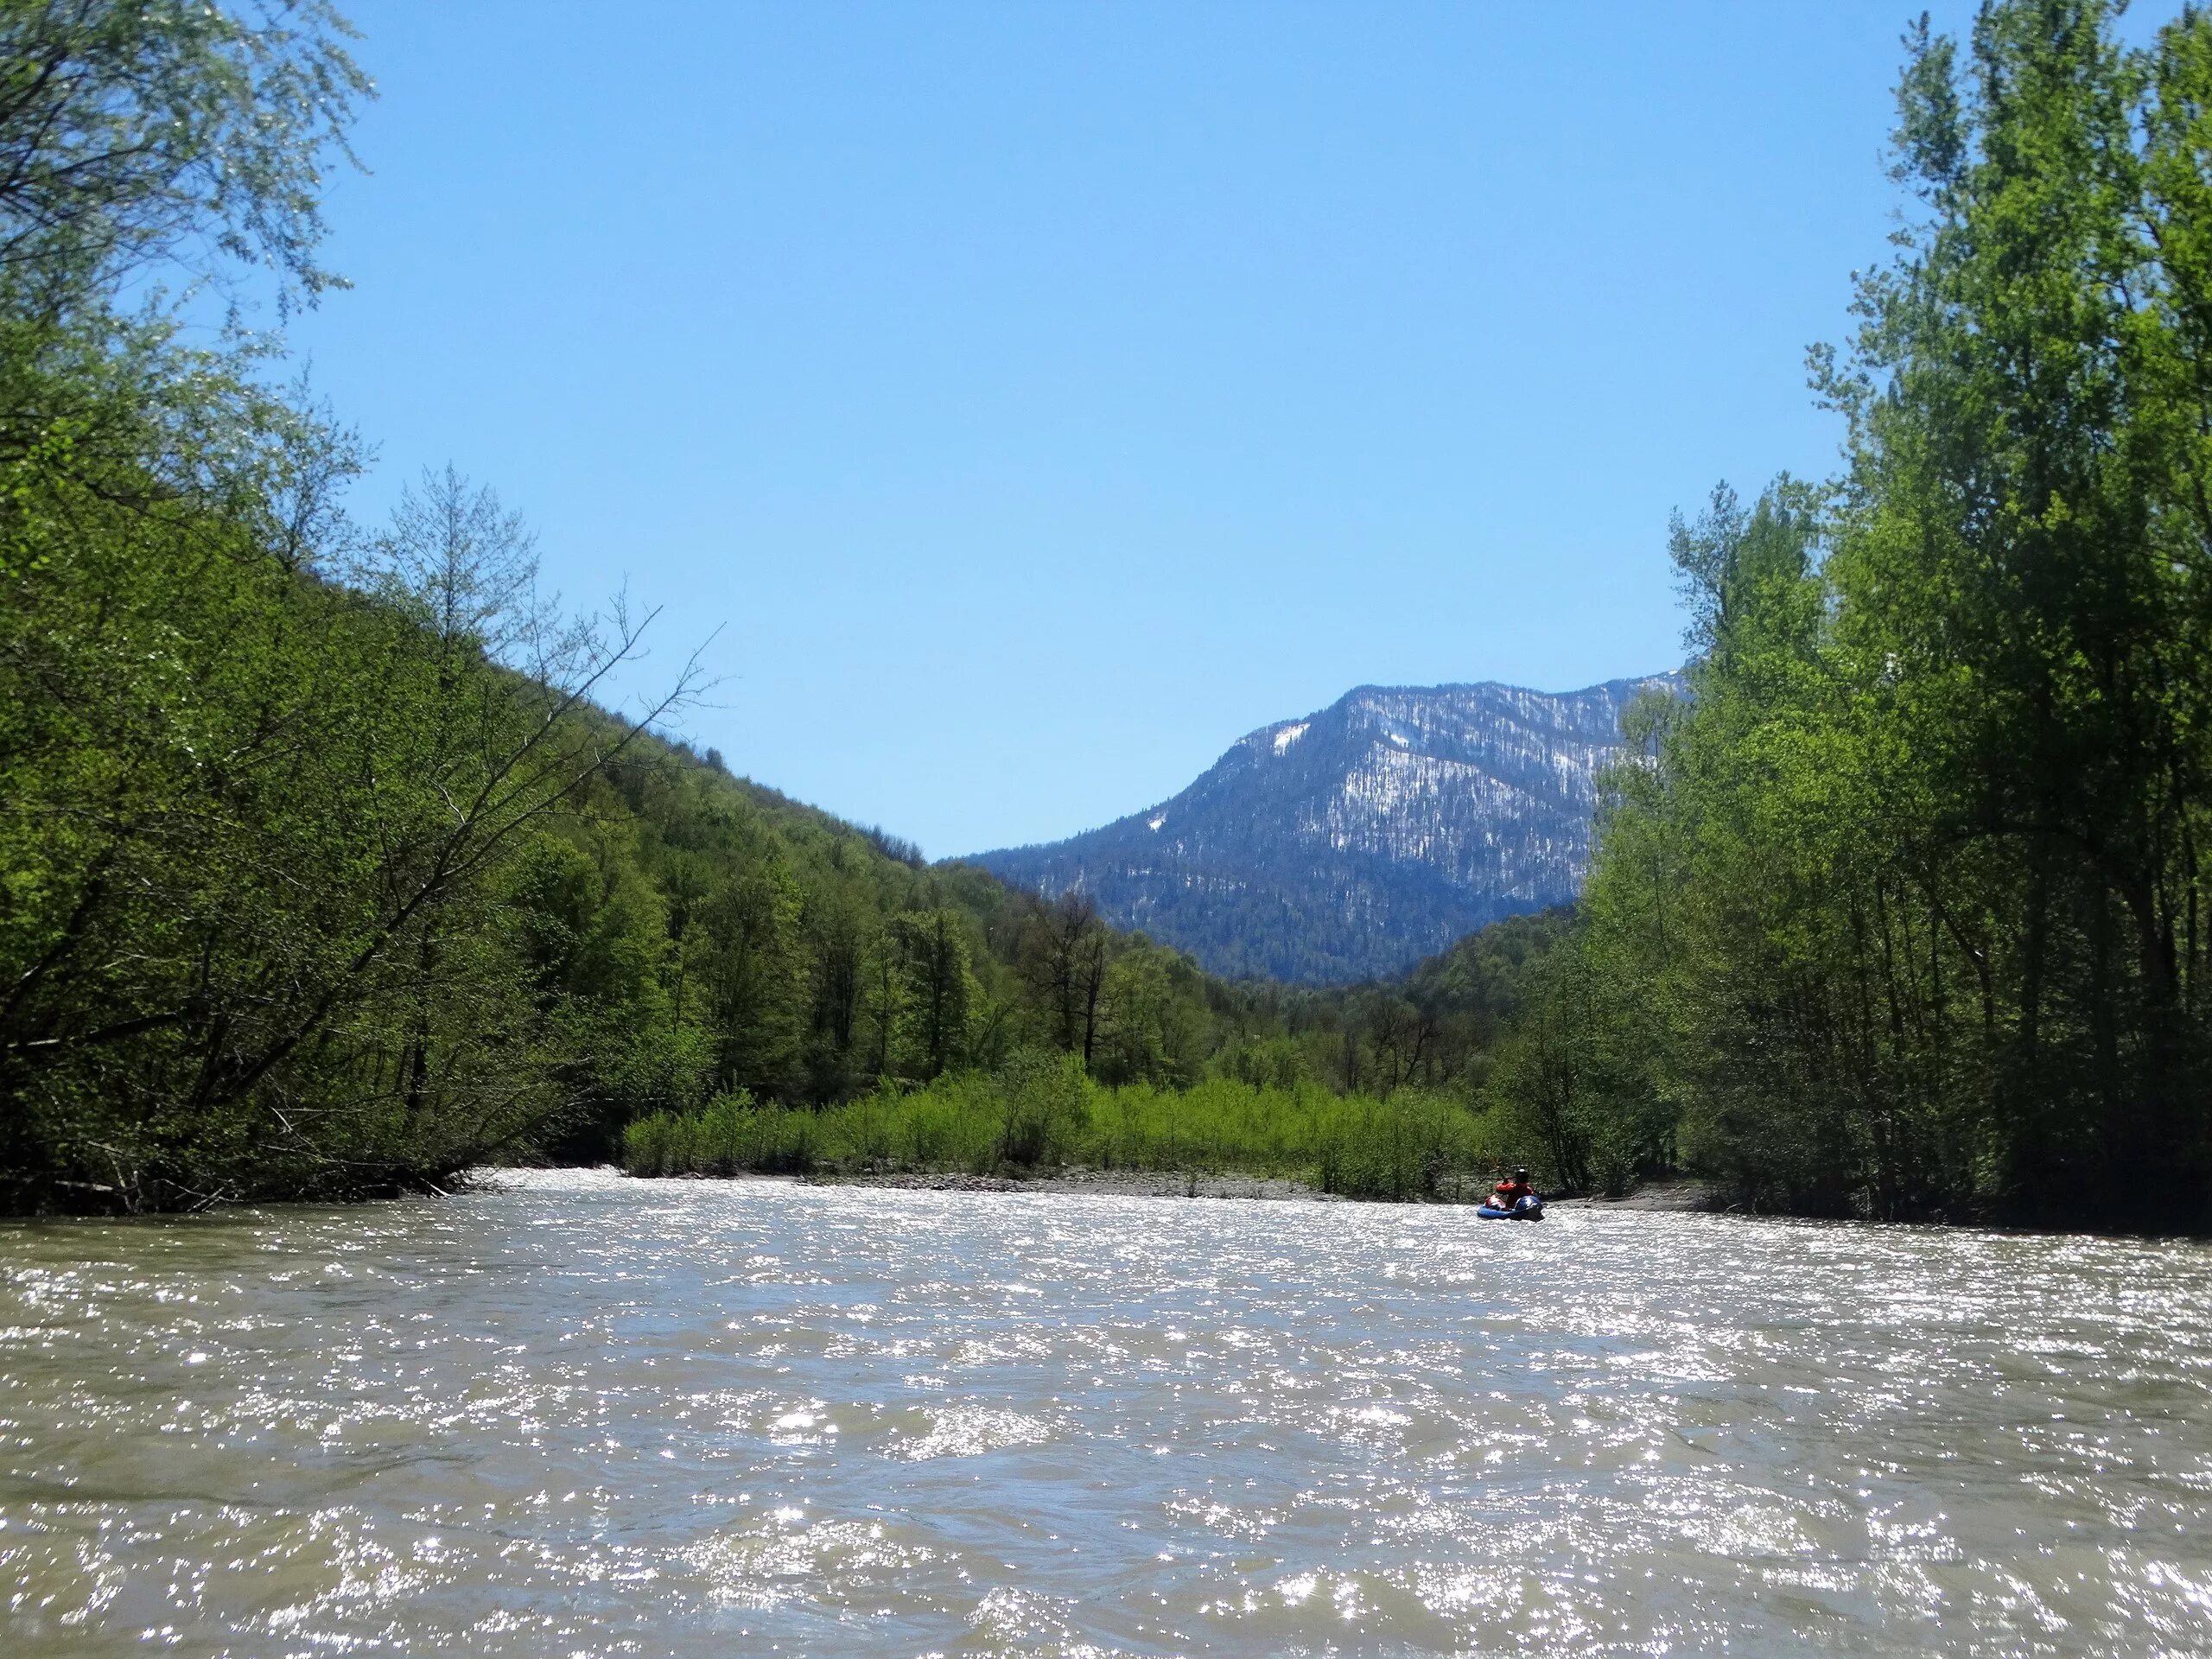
[
  {"xmin": 1019, "ymin": 890, "xmax": 1106, "ymax": 1057},
  {"xmin": 0, "ymin": 0, "xmax": 368, "ymax": 313},
  {"xmin": 1545, "ymin": 2, "xmax": 2212, "ymax": 1228},
  {"xmin": 893, "ymin": 908, "xmax": 973, "ymax": 1079}
]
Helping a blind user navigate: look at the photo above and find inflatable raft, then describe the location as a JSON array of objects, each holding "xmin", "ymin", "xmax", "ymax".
[{"xmin": 1476, "ymin": 1197, "xmax": 1545, "ymax": 1220}]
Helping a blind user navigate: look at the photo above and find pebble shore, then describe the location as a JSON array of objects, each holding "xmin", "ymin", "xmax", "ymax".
[{"xmin": 800, "ymin": 1167, "xmax": 1722, "ymax": 1210}]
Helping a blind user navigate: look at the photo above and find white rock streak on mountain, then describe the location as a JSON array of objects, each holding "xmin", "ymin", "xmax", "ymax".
[{"xmin": 969, "ymin": 675, "xmax": 1681, "ymax": 983}]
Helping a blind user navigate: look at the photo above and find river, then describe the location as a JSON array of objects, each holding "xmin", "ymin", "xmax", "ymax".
[{"xmin": 1, "ymin": 1168, "xmax": 2207, "ymax": 1655}]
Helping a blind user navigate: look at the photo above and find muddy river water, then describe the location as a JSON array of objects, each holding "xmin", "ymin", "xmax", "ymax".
[{"xmin": 2, "ymin": 1167, "xmax": 2208, "ymax": 1655}]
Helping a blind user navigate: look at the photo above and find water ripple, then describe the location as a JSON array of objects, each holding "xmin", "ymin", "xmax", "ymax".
[{"xmin": 2, "ymin": 1168, "xmax": 2209, "ymax": 1655}]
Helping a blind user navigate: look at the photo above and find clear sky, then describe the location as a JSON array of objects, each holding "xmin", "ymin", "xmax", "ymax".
[{"xmin": 283, "ymin": 1, "xmax": 2170, "ymax": 858}]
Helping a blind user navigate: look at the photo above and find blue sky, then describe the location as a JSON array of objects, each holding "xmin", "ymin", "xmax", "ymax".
[{"xmin": 284, "ymin": 2, "xmax": 2167, "ymax": 858}]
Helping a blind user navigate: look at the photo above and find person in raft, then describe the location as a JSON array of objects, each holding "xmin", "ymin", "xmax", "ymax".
[{"xmin": 1491, "ymin": 1168, "xmax": 1540, "ymax": 1213}]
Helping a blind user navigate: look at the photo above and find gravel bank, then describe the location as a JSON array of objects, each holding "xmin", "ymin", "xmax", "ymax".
[
  {"xmin": 690, "ymin": 1166, "xmax": 1725, "ymax": 1211},
  {"xmin": 805, "ymin": 1166, "xmax": 1344, "ymax": 1202},
  {"xmin": 1548, "ymin": 1179, "xmax": 1721, "ymax": 1212}
]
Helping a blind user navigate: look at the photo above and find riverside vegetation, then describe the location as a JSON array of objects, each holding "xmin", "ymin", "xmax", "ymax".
[
  {"xmin": 9, "ymin": 0, "xmax": 2212, "ymax": 1230},
  {"xmin": 1488, "ymin": 2, "xmax": 2212, "ymax": 1230},
  {"xmin": 620, "ymin": 1062, "xmax": 1507, "ymax": 1204}
]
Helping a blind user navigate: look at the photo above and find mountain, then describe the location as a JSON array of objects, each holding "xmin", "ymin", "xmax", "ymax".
[{"xmin": 969, "ymin": 675, "xmax": 1681, "ymax": 983}]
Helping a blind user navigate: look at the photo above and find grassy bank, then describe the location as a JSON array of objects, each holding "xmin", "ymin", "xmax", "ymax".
[{"xmin": 620, "ymin": 1054, "xmax": 1517, "ymax": 1203}]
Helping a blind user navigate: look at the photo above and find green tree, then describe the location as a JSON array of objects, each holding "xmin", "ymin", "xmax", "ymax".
[
  {"xmin": 1547, "ymin": 2, "xmax": 2212, "ymax": 1228},
  {"xmin": 893, "ymin": 907, "xmax": 974, "ymax": 1079}
]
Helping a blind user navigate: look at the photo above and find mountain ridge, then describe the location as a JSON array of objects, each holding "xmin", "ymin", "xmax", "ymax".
[{"xmin": 968, "ymin": 672, "xmax": 1681, "ymax": 982}]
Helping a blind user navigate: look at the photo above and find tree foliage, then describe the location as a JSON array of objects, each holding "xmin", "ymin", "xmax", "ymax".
[{"xmin": 1493, "ymin": 1, "xmax": 2212, "ymax": 1229}]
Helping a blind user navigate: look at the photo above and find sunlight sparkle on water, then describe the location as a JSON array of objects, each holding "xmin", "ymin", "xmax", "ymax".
[{"xmin": 1, "ymin": 1167, "xmax": 2209, "ymax": 1655}]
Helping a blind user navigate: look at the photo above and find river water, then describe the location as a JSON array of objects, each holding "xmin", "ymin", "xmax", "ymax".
[{"xmin": 1, "ymin": 1169, "xmax": 2209, "ymax": 1656}]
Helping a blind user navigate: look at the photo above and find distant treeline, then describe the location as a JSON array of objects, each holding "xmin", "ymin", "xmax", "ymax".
[
  {"xmin": 1482, "ymin": 1, "xmax": 2212, "ymax": 1230},
  {"xmin": 615, "ymin": 909, "xmax": 1573, "ymax": 1198}
]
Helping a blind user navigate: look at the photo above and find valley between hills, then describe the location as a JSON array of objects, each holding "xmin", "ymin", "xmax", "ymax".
[{"xmin": 10, "ymin": 0, "xmax": 2212, "ymax": 1234}]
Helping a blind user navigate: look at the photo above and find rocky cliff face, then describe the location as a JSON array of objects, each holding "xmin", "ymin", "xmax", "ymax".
[{"xmin": 969, "ymin": 674, "xmax": 1679, "ymax": 982}]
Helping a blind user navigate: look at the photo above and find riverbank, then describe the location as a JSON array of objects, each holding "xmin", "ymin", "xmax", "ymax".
[
  {"xmin": 617, "ymin": 1077, "xmax": 1497, "ymax": 1205},
  {"xmin": 804, "ymin": 1166, "xmax": 1345, "ymax": 1201},
  {"xmin": 1548, "ymin": 1178, "xmax": 1720, "ymax": 1213},
  {"xmin": 791, "ymin": 1166, "xmax": 1724, "ymax": 1210}
]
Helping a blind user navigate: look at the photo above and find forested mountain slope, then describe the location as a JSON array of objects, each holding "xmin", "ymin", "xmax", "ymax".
[
  {"xmin": 972, "ymin": 676, "xmax": 1678, "ymax": 982},
  {"xmin": 0, "ymin": 2, "xmax": 1271, "ymax": 1213}
]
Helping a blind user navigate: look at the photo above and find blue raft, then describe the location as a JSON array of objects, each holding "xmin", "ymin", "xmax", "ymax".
[{"xmin": 1476, "ymin": 1196, "xmax": 1545, "ymax": 1221}]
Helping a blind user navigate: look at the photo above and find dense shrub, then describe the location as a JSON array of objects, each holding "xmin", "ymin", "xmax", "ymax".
[{"xmin": 621, "ymin": 1058, "xmax": 1519, "ymax": 1201}]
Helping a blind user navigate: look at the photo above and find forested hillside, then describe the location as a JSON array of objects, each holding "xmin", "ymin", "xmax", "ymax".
[
  {"xmin": 1488, "ymin": 0, "xmax": 2212, "ymax": 1230},
  {"xmin": 0, "ymin": 2, "xmax": 1273, "ymax": 1213},
  {"xmin": 526, "ymin": 745, "xmax": 1268, "ymax": 1153}
]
